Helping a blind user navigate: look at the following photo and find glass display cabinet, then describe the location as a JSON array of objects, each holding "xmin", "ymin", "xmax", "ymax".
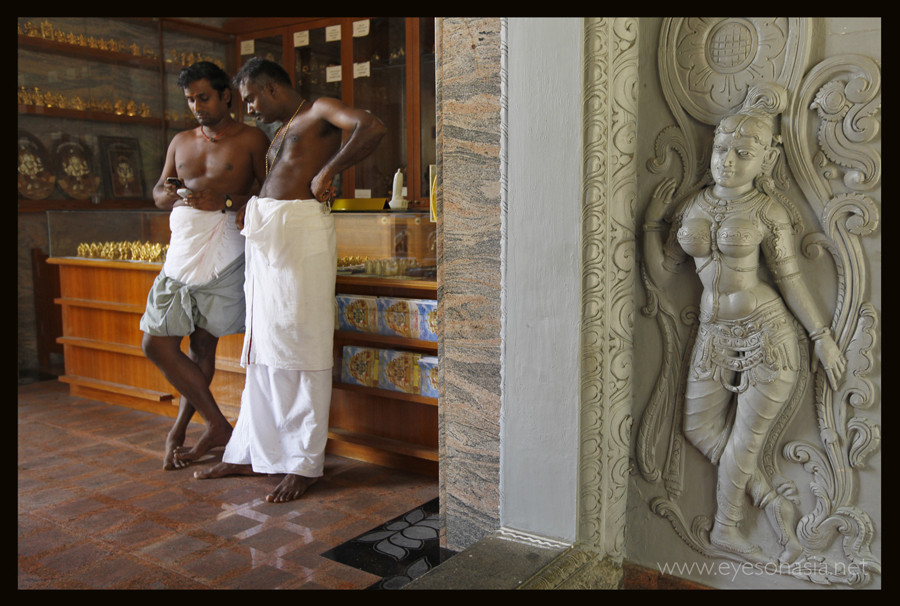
[
  {"xmin": 230, "ymin": 17, "xmax": 436, "ymax": 205},
  {"xmin": 331, "ymin": 210, "xmax": 438, "ymax": 476},
  {"xmin": 17, "ymin": 17, "xmax": 233, "ymax": 211},
  {"xmin": 45, "ymin": 209, "xmax": 438, "ymax": 476}
]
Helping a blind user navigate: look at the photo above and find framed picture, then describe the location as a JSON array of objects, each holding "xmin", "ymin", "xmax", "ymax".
[
  {"xmin": 53, "ymin": 135, "xmax": 101, "ymax": 200},
  {"xmin": 99, "ymin": 136, "xmax": 144, "ymax": 199},
  {"xmin": 17, "ymin": 130, "xmax": 56, "ymax": 199}
]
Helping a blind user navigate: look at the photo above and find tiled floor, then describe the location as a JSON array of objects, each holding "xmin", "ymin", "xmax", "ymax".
[{"xmin": 18, "ymin": 379, "xmax": 441, "ymax": 590}]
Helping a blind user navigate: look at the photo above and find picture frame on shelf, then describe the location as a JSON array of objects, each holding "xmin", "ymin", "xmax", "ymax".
[
  {"xmin": 53, "ymin": 135, "xmax": 101, "ymax": 200},
  {"xmin": 17, "ymin": 130, "xmax": 56, "ymax": 200},
  {"xmin": 99, "ymin": 135, "xmax": 144, "ymax": 199}
]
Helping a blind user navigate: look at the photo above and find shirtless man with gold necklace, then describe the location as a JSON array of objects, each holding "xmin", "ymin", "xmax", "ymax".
[{"xmin": 194, "ymin": 58, "xmax": 386, "ymax": 503}]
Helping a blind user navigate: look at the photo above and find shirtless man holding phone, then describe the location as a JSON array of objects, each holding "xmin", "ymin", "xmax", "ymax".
[{"xmin": 140, "ymin": 61, "xmax": 269, "ymax": 470}]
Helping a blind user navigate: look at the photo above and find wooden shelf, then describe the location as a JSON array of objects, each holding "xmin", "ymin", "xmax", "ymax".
[
  {"xmin": 336, "ymin": 275, "xmax": 437, "ymax": 299},
  {"xmin": 58, "ymin": 374, "xmax": 174, "ymax": 402},
  {"xmin": 55, "ymin": 296, "xmax": 147, "ymax": 315},
  {"xmin": 334, "ymin": 330, "xmax": 437, "ymax": 354},
  {"xmin": 57, "ymin": 336, "xmax": 142, "ymax": 357},
  {"xmin": 328, "ymin": 427, "xmax": 438, "ymax": 462},
  {"xmin": 47, "ymin": 257, "xmax": 162, "ymax": 272},
  {"xmin": 332, "ymin": 382, "xmax": 437, "ymax": 406},
  {"xmin": 18, "ymin": 34, "xmax": 161, "ymax": 70}
]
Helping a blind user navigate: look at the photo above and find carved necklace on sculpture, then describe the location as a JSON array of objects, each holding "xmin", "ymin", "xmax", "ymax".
[
  {"xmin": 200, "ymin": 121, "xmax": 232, "ymax": 143},
  {"xmin": 266, "ymin": 99, "xmax": 305, "ymax": 175},
  {"xmin": 699, "ymin": 188, "xmax": 762, "ymax": 223}
]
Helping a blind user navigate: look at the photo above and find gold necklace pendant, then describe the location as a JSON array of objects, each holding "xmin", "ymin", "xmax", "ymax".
[{"xmin": 265, "ymin": 99, "xmax": 305, "ymax": 175}]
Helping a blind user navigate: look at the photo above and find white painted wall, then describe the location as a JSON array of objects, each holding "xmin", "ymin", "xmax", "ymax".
[{"xmin": 500, "ymin": 17, "xmax": 583, "ymax": 542}]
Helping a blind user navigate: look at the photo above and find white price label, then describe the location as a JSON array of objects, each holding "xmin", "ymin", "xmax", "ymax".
[
  {"xmin": 325, "ymin": 65, "xmax": 342, "ymax": 83},
  {"xmin": 352, "ymin": 20, "xmax": 370, "ymax": 37},
  {"xmin": 353, "ymin": 61, "xmax": 370, "ymax": 79}
]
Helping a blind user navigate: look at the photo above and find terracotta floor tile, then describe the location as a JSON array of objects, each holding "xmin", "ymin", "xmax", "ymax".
[{"xmin": 19, "ymin": 380, "xmax": 439, "ymax": 590}]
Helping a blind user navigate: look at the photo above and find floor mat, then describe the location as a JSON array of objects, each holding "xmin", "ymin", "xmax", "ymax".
[{"xmin": 321, "ymin": 497, "xmax": 455, "ymax": 589}]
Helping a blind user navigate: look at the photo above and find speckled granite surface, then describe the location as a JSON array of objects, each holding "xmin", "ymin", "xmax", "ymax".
[{"xmin": 435, "ymin": 18, "xmax": 503, "ymax": 552}]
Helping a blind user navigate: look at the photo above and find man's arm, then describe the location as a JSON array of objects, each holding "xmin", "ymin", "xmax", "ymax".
[
  {"xmin": 309, "ymin": 97, "xmax": 387, "ymax": 202},
  {"xmin": 151, "ymin": 136, "xmax": 182, "ymax": 211},
  {"xmin": 235, "ymin": 126, "xmax": 271, "ymax": 228}
]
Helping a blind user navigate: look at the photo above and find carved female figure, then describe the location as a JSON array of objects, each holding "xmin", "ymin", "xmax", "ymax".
[{"xmin": 642, "ymin": 86, "xmax": 846, "ymax": 564}]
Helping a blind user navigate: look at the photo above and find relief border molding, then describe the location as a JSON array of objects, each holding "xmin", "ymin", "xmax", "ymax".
[
  {"xmin": 513, "ymin": 17, "xmax": 640, "ymax": 589},
  {"xmin": 576, "ymin": 16, "xmax": 639, "ymax": 560}
]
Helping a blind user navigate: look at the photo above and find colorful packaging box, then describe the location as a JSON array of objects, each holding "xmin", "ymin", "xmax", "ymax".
[
  {"xmin": 418, "ymin": 356, "xmax": 439, "ymax": 397},
  {"xmin": 340, "ymin": 345, "xmax": 380, "ymax": 388},
  {"xmin": 378, "ymin": 349, "xmax": 423, "ymax": 394},
  {"xmin": 377, "ymin": 297, "xmax": 419, "ymax": 338},
  {"xmin": 415, "ymin": 299, "xmax": 438, "ymax": 342},
  {"xmin": 336, "ymin": 294, "xmax": 379, "ymax": 333}
]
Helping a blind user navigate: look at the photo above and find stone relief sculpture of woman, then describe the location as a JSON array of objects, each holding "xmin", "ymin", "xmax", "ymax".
[
  {"xmin": 641, "ymin": 83, "xmax": 846, "ymax": 565},
  {"xmin": 635, "ymin": 18, "xmax": 880, "ymax": 587}
]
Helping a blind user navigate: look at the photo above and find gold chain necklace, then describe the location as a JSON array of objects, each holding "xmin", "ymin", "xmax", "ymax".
[{"xmin": 265, "ymin": 99, "xmax": 305, "ymax": 175}]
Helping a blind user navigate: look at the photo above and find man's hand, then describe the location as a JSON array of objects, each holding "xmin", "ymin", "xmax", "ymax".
[
  {"xmin": 179, "ymin": 188, "xmax": 226, "ymax": 212},
  {"xmin": 310, "ymin": 171, "xmax": 337, "ymax": 204}
]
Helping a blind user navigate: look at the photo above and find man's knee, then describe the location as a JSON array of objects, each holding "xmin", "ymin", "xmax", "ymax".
[
  {"xmin": 141, "ymin": 332, "xmax": 158, "ymax": 359},
  {"xmin": 142, "ymin": 333, "xmax": 177, "ymax": 363},
  {"xmin": 189, "ymin": 329, "xmax": 219, "ymax": 361}
]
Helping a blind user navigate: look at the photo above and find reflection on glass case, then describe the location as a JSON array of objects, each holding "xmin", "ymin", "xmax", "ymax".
[
  {"xmin": 334, "ymin": 211, "xmax": 436, "ymax": 280},
  {"xmin": 47, "ymin": 209, "xmax": 437, "ymax": 278},
  {"xmin": 47, "ymin": 210, "xmax": 170, "ymax": 259}
]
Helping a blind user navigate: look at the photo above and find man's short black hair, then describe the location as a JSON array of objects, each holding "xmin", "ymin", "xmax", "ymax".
[
  {"xmin": 234, "ymin": 57, "xmax": 293, "ymax": 89},
  {"xmin": 177, "ymin": 61, "xmax": 232, "ymax": 106}
]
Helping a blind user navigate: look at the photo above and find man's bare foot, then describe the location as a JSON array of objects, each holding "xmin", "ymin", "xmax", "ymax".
[
  {"xmin": 172, "ymin": 424, "xmax": 232, "ymax": 467},
  {"xmin": 193, "ymin": 461, "xmax": 259, "ymax": 480},
  {"xmin": 163, "ymin": 433, "xmax": 185, "ymax": 470},
  {"xmin": 266, "ymin": 474, "xmax": 318, "ymax": 503}
]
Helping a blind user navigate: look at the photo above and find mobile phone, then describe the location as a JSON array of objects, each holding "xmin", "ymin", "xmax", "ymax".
[{"xmin": 166, "ymin": 177, "xmax": 185, "ymax": 189}]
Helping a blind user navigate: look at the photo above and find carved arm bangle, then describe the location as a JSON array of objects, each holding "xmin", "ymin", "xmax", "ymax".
[
  {"xmin": 809, "ymin": 327, "xmax": 831, "ymax": 342},
  {"xmin": 643, "ymin": 220, "xmax": 667, "ymax": 232}
]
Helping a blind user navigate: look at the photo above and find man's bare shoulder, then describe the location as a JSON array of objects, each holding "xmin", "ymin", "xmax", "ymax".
[
  {"xmin": 233, "ymin": 122, "xmax": 271, "ymax": 146},
  {"xmin": 307, "ymin": 96, "xmax": 352, "ymax": 117},
  {"xmin": 170, "ymin": 127, "xmax": 200, "ymax": 145}
]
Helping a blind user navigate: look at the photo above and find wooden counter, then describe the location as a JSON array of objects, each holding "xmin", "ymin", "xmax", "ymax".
[{"xmin": 48, "ymin": 256, "xmax": 438, "ymax": 476}]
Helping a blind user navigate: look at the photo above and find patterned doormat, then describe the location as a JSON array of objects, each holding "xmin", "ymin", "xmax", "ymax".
[{"xmin": 321, "ymin": 498, "xmax": 456, "ymax": 589}]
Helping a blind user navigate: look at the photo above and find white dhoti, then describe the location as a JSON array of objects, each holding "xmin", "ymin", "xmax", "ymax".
[
  {"xmin": 222, "ymin": 197, "xmax": 336, "ymax": 477},
  {"xmin": 164, "ymin": 204, "xmax": 245, "ymax": 286},
  {"xmin": 223, "ymin": 364, "xmax": 332, "ymax": 476}
]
